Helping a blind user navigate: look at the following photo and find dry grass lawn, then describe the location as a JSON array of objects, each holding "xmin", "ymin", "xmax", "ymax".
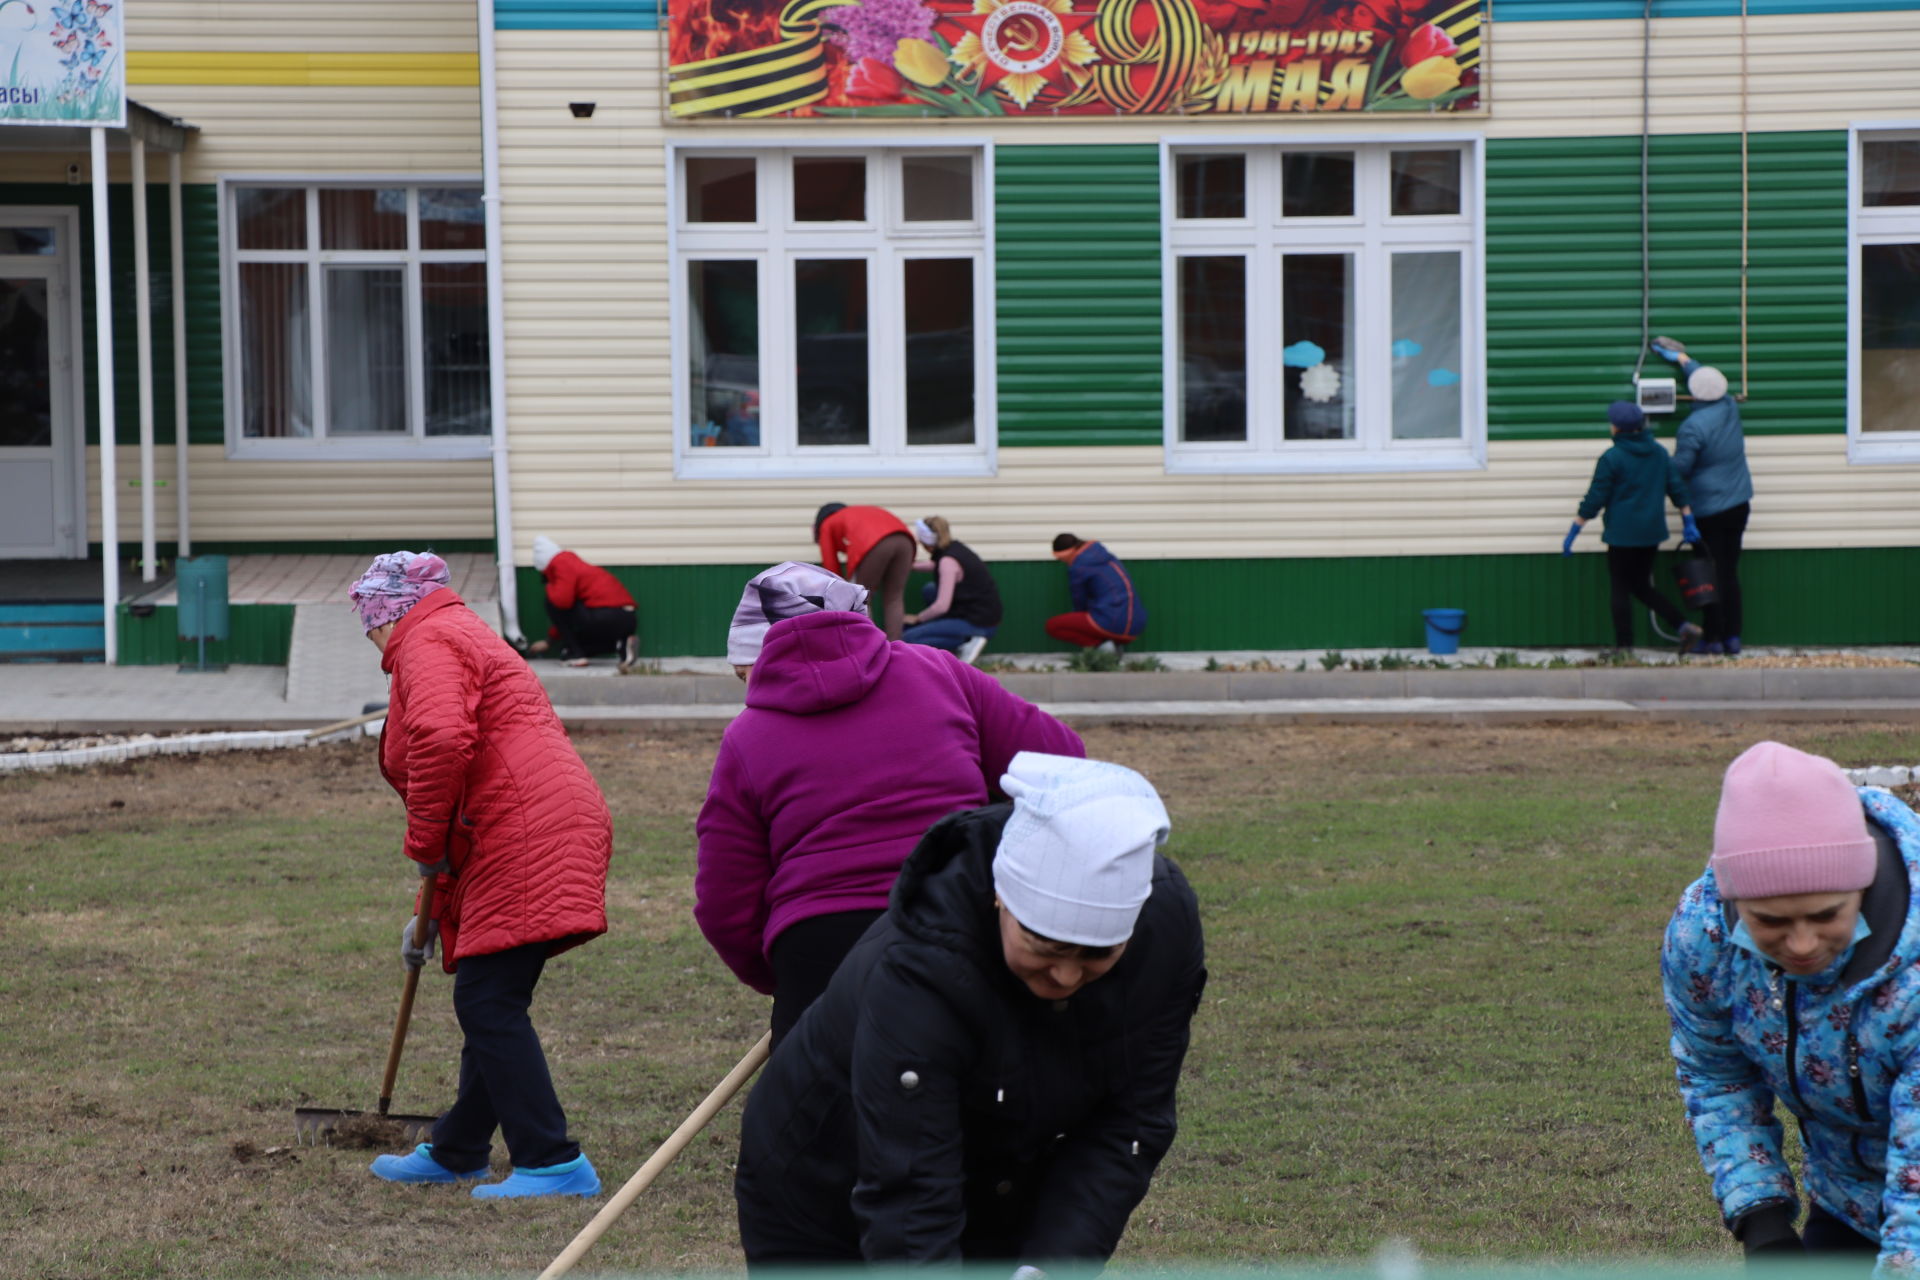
[{"xmin": 3, "ymin": 720, "xmax": 1918, "ymax": 1278}]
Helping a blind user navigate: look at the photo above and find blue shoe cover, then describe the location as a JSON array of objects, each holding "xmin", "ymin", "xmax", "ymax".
[
  {"xmin": 370, "ymin": 1143, "xmax": 487, "ymax": 1184},
  {"xmin": 471, "ymin": 1152, "xmax": 600, "ymax": 1199},
  {"xmin": 1726, "ymin": 635, "xmax": 1742, "ymax": 655}
]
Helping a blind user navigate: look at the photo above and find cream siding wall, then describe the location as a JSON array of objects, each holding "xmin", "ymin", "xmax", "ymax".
[
  {"xmin": 85, "ymin": 448, "xmax": 494, "ymax": 544},
  {"xmin": 33, "ymin": 3, "xmax": 494, "ymax": 551},
  {"xmin": 126, "ymin": 2, "xmax": 480, "ymax": 52},
  {"xmin": 508, "ymin": 436, "xmax": 1920, "ymax": 568},
  {"xmin": 122, "ymin": 87, "xmax": 483, "ymax": 181},
  {"xmin": 497, "ymin": 16, "xmax": 1920, "ymax": 570}
]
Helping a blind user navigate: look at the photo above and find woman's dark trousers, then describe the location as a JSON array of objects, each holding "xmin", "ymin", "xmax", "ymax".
[
  {"xmin": 767, "ymin": 909, "xmax": 885, "ymax": 1048},
  {"xmin": 1802, "ymin": 1203, "xmax": 1879, "ymax": 1258},
  {"xmin": 549, "ymin": 604, "xmax": 636, "ymax": 659},
  {"xmin": 428, "ymin": 942, "xmax": 579, "ymax": 1172},
  {"xmin": 1696, "ymin": 502, "xmax": 1749, "ymax": 644},
  {"xmin": 1605, "ymin": 544, "xmax": 1686, "ymax": 647}
]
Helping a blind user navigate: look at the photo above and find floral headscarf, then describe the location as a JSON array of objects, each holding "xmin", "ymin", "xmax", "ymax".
[{"xmin": 348, "ymin": 551, "xmax": 451, "ymax": 634}]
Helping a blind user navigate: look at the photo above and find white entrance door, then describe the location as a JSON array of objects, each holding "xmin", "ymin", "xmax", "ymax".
[{"xmin": 0, "ymin": 208, "xmax": 83, "ymax": 559}]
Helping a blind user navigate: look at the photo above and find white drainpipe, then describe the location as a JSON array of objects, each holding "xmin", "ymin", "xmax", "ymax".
[
  {"xmin": 91, "ymin": 127, "xmax": 120, "ymax": 662},
  {"xmin": 477, "ymin": 0, "xmax": 523, "ymax": 643}
]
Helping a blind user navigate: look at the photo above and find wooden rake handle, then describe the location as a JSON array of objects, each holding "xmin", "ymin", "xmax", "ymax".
[
  {"xmin": 378, "ymin": 876, "xmax": 436, "ymax": 1117},
  {"xmin": 538, "ymin": 1030, "xmax": 774, "ymax": 1280}
]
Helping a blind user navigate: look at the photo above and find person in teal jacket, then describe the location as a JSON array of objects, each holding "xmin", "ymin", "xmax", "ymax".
[
  {"xmin": 1654, "ymin": 336, "xmax": 1754, "ymax": 655},
  {"xmin": 1563, "ymin": 400, "xmax": 1704, "ymax": 654}
]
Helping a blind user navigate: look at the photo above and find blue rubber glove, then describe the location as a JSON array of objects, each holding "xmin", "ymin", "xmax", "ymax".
[
  {"xmin": 1682, "ymin": 514, "xmax": 1701, "ymax": 544},
  {"xmin": 1650, "ymin": 336, "xmax": 1686, "ymax": 363},
  {"xmin": 1562, "ymin": 522, "xmax": 1582, "ymax": 556}
]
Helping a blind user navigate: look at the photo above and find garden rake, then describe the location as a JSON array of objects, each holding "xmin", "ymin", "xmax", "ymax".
[{"xmin": 293, "ymin": 876, "xmax": 441, "ymax": 1146}]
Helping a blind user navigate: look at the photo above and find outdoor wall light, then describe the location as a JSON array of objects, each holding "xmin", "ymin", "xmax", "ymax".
[{"xmin": 568, "ymin": 102, "xmax": 596, "ymax": 118}]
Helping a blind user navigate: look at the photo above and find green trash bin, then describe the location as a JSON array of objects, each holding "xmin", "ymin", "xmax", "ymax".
[{"xmin": 176, "ymin": 554, "xmax": 229, "ymax": 671}]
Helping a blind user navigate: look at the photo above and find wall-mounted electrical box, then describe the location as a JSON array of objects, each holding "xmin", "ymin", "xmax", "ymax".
[{"xmin": 1635, "ymin": 377, "xmax": 1677, "ymax": 415}]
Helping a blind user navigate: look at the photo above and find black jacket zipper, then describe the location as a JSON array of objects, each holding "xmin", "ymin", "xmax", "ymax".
[{"xmin": 1782, "ymin": 975, "xmax": 1808, "ymax": 1112}]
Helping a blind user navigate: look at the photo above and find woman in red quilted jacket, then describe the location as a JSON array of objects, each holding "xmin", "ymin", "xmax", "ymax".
[{"xmin": 348, "ymin": 551, "xmax": 612, "ymax": 1200}]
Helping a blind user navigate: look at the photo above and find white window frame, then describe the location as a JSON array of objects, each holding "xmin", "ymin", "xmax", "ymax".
[
  {"xmin": 1160, "ymin": 134, "xmax": 1486, "ymax": 475},
  {"xmin": 1848, "ymin": 123, "xmax": 1920, "ymax": 464},
  {"xmin": 668, "ymin": 140, "xmax": 997, "ymax": 480},
  {"xmin": 219, "ymin": 174, "xmax": 491, "ymax": 461}
]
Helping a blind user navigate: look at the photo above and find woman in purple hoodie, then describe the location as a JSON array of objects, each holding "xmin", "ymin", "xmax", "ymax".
[{"xmin": 696, "ymin": 562, "xmax": 1085, "ymax": 1044}]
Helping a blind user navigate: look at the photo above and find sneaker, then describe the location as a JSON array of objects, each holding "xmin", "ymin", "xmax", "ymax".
[
  {"xmin": 1700, "ymin": 640, "xmax": 1726, "ymax": 655},
  {"xmin": 370, "ymin": 1143, "xmax": 488, "ymax": 1185},
  {"xmin": 1677, "ymin": 622, "xmax": 1705, "ymax": 653},
  {"xmin": 956, "ymin": 636, "xmax": 988, "ymax": 666},
  {"xmin": 1726, "ymin": 635, "xmax": 1742, "ymax": 655},
  {"xmin": 1094, "ymin": 640, "xmax": 1119, "ymax": 657},
  {"xmin": 621, "ymin": 633, "xmax": 640, "ymax": 670},
  {"xmin": 471, "ymin": 1152, "xmax": 600, "ymax": 1200}
]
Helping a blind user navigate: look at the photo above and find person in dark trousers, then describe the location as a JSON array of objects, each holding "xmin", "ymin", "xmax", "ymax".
[
  {"xmin": 815, "ymin": 503, "xmax": 916, "ymax": 642},
  {"xmin": 902, "ymin": 515, "xmax": 1002, "ymax": 664},
  {"xmin": 1654, "ymin": 337, "xmax": 1754, "ymax": 655},
  {"xmin": 1663, "ymin": 741, "xmax": 1920, "ymax": 1269},
  {"xmin": 733, "ymin": 752, "xmax": 1205, "ymax": 1269},
  {"xmin": 1045, "ymin": 533, "xmax": 1147, "ymax": 652},
  {"xmin": 699, "ymin": 562, "xmax": 1082, "ymax": 1045},
  {"xmin": 348, "ymin": 551, "xmax": 610, "ymax": 1200},
  {"xmin": 525, "ymin": 536, "xmax": 639, "ymax": 670},
  {"xmin": 1563, "ymin": 400, "xmax": 1704, "ymax": 655}
]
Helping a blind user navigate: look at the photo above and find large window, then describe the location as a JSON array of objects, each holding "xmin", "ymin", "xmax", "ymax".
[
  {"xmin": 223, "ymin": 182, "xmax": 490, "ymax": 457},
  {"xmin": 673, "ymin": 147, "xmax": 992, "ymax": 478},
  {"xmin": 1165, "ymin": 141, "xmax": 1482, "ymax": 473},
  {"xmin": 1852, "ymin": 128, "xmax": 1920, "ymax": 461}
]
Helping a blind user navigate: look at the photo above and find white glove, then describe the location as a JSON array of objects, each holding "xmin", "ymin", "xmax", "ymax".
[{"xmin": 400, "ymin": 915, "xmax": 440, "ymax": 970}]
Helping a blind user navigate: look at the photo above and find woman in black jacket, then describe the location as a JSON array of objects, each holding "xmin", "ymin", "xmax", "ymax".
[{"xmin": 733, "ymin": 752, "xmax": 1206, "ymax": 1268}]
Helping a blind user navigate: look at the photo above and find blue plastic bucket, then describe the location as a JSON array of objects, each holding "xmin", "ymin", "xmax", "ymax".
[{"xmin": 1422, "ymin": 608, "xmax": 1466, "ymax": 656}]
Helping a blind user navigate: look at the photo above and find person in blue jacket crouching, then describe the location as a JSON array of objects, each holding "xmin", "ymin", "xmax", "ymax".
[{"xmin": 1664, "ymin": 741, "xmax": 1920, "ymax": 1269}]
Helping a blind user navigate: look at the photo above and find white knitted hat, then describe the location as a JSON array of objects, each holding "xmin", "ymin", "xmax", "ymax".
[
  {"xmin": 531, "ymin": 535, "xmax": 561, "ymax": 572},
  {"xmin": 1689, "ymin": 365, "xmax": 1729, "ymax": 403},
  {"xmin": 993, "ymin": 752, "xmax": 1169, "ymax": 947}
]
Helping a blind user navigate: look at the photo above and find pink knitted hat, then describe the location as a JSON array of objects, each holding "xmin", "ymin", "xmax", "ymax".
[{"xmin": 1710, "ymin": 741, "xmax": 1875, "ymax": 900}]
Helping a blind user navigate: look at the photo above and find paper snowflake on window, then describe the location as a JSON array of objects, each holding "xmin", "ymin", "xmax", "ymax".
[{"xmin": 1300, "ymin": 362, "xmax": 1342, "ymax": 404}]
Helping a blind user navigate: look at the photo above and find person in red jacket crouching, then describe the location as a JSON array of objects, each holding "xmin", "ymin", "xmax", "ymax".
[
  {"xmin": 349, "ymin": 550, "xmax": 612, "ymax": 1200},
  {"xmin": 524, "ymin": 535, "xmax": 640, "ymax": 670}
]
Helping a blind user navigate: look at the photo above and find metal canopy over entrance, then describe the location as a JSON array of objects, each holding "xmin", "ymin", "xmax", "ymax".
[{"xmin": 0, "ymin": 101, "xmax": 198, "ymax": 662}]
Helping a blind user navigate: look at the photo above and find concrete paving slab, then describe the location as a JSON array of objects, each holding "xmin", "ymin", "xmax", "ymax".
[
  {"xmin": 284, "ymin": 602, "xmax": 391, "ymax": 710},
  {"xmin": 1403, "ymin": 669, "xmax": 1578, "ymax": 699},
  {"xmin": 1761, "ymin": 669, "xmax": 1920, "ymax": 700},
  {"xmin": 1581, "ymin": 667, "xmax": 1769, "ymax": 702},
  {"xmin": 1224, "ymin": 672, "xmax": 1410, "ymax": 699}
]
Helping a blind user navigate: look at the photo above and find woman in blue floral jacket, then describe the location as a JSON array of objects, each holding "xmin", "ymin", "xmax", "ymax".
[{"xmin": 1664, "ymin": 740, "xmax": 1920, "ymax": 1269}]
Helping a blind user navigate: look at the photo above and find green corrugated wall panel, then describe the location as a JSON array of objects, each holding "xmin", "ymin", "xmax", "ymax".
[
  {"xmin": 114, "ymin": 603, "xmax": 294, "ymax": 666},
  {"xmin": 1485, "ymin": 132, "xmax": 1847, "ymax": 441},
  {"xmin": 995, "ymin": 145, "xmax": 1164, "ymax": 447},
  {"xmin": 0, "ymin": 182, "xmax": 223, "ymax": 448},
  {"xmin": 532, "ymin": 550, "xmax": 1920, "ymax": 657}
]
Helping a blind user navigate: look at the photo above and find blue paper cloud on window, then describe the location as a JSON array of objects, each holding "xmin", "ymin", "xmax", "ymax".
[
  {"xmin": 1281, "ymin": 340, "xmax": 1326, "ymax": 368},
  {"xmin": 1392, "ymin": 339, "xmax": 1423, "ymax": 359},
  {"xmin": 1428, "ymin": 368, "xmax": 1461, "ymax": 387}
]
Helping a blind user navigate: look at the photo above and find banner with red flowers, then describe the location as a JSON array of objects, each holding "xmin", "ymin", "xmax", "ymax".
[{"xmin": 668, "ymin": 0, "xmax": 1480, "ymax": 118}]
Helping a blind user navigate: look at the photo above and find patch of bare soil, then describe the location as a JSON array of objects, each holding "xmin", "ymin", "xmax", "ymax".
[{"xmin": 0, "ymin": 721, "xmax": 1911, "ymax": 833}]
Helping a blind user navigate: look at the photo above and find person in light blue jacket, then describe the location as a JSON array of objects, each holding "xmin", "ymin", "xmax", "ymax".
[
  {"xmin": 1664, "ymin": 741, "xmax": 1920, "ymax": 1270},
  {"xmin": 1654, "ymin": 337, "xmax": 1754, "ymax": 655}
]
